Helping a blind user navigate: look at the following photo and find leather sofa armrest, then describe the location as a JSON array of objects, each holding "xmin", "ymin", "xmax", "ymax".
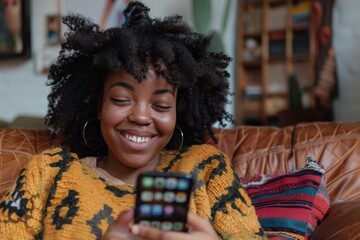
[{"xmin": 310, "ymin": 201, "xmax": 360, "ymax": 240}]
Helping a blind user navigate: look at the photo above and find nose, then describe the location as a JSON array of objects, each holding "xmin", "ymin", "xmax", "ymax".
[{"xmin": 128, "ymin": 102, "xmax": 153, "ymax": 125}]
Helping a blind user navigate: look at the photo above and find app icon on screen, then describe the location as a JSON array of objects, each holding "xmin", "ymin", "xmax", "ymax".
[
  {"xmin": 175, "ymin": 192, "xmax": 187, "ymax": 203},
  {"xmin": 164, "ymin": 205, "xmax": 174, "ymax": 216},
  {"xmin": 154, "ymin": 191, "xmax": 163, "ymax": 201},
  {"xmin": 142, "ymin": 176, "xmax": 154, "ymax": 188},
  {"xmin": 152, "ymin": 204, "xmax": 163, "ymax": 216},
  {"xmin": 173, "ymin": 222, "xmax": 184, "ymax": 231},
  {"xmin": 177, "ymin": 178, "xmax": 189, "ymax": 190},
  {"xmin": 164, "ymin": 191, "xmax": 175, "ymax": 202},
  {"xmin": 161, "ymin": 221, "xmax": 173, "ymax": 231},
  {"xmin": 139, "ymin": 204, "xmax": 151, "ymax": 216},
  {"xmin": 139, "ymin": 220, "xmax": 150, "ymax": 226},
  {"xmin": 154, "ymin": 177, "xmax": 166, "ymax": 189},
  {"xmin": 166, "ymin": 177, "xmax": 177, "ymax": 189},
  {"xmin": 151, "ymin": 221, "xmax": 161, "ymax": 229},
  {"xmin": 141, "ymin": 191, "xmax": 153, "ymax": 202}
]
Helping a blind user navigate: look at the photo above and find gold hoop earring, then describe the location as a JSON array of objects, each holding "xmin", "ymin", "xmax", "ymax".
[
  {"xmin": 176, "ymin": 125, "xmax": 184, "ymax": 153},
  {"xmin": 163, "ymin": 125, "xmax": 184, "ymax": 155},
  {"xmin": 82, "ymin": 118, "xmax": 104, "ymax": 149}
]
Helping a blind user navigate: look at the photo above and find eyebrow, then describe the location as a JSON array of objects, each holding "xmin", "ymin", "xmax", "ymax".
[
  {"xmin": 154, "ymin": 89, "xmax": 175, "ymax": 96},
  {"xmin": 110, "ymin": 82, "xmax": 134, "ymax": 91},
  {"xmin": 110, "ymin": 82, "xmax": 175, "ymax": 96}
]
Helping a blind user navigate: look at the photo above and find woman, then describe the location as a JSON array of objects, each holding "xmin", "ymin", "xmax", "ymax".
[{"xmin": 0, "ymin": 2, "xmax": 265, "ymax": 239}]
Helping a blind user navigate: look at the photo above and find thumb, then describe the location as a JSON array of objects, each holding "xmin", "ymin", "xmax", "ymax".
[
  {"xmin": 102, "ymin": 209, "xmax": 134, "ymax": 240},
  {"xmin": 108, "ymin": 208, "xmax": 134, "ymax": 232}
]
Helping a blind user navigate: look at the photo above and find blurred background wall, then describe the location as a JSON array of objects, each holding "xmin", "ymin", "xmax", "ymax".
[
  {"xmin": 0, "ymin": 0, "xmax": 237, "ymax": 126},
  {"xmin": 332, "ymin": 0, "xmax": 360, "ymax": 121},
  {"xmin": 0, "ymin": 0, "xmax": 359, "ymax": 126}
]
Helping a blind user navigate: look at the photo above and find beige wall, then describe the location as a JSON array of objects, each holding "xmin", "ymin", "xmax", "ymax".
[{"xmin": 333, "ymin": 0, "xmax": 360, "ymax": 121}]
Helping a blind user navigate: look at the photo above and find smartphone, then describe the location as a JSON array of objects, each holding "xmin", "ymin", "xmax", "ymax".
[{"xmin": 134, "ymin": 172, "xmax": 193, "ymax": 232}]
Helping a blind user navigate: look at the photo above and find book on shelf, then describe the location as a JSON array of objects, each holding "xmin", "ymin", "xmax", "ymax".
[
  {"xmin": 293, "ymin": 29, "xmax": 309, "ymax": 54},
  {"xmin": 265, "ymin": 96, "xmax": 288, "ymax": 116},
  {"xmin": 291, "ymin": 1, "xmax": 311, "ymax": 27},
  {"xmin": 268, "ymin": 5, "xmax": 287, "ymax": 30},
  {"xmin": 244, "ymin": 6, "xmax": 262, "ymax": 33},
  {"xmin": 267, "ymin": 63, "xmax": 287, "ymax": 94},
  {"xmin": 243, "ymin": 85, "xmax": 262, "ymax": 98},
  {"xmin": 269, "ymin": 32, "xmax": 285, "ymax": 57}
]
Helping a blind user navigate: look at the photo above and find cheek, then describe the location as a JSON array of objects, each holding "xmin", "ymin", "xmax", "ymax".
[
  {"xmin": 155, "ymin": 111, "xmax": 177, "ymax": 136},
  {"xmin": 100, "ymin": 103, "xmax": 126, "ymax": 126}
]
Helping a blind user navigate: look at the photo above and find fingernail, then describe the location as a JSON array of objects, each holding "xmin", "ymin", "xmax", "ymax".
[{"xmin": 130, "ymin": 224, "xmax": 140, "ymax": 235}]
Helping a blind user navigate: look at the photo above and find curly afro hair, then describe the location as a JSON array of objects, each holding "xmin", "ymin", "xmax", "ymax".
[{"xmin": 45, "ymin": 1, "xmax": 233, "ymax": 158}]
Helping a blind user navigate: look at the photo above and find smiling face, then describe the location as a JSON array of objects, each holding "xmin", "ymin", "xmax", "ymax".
[{"xmin": 99, "ymin": 67, "xmax": 177, "ymax": 183}]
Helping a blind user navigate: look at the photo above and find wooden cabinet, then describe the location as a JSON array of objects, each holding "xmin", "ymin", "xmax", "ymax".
[{"xmin": 235, "ymin": 0, "xmax": 316, "ymax": 125}]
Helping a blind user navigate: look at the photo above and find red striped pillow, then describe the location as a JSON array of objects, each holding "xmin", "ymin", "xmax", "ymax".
[{"xmin": 241, "ymin": 157, "xmax": 330, "ymax": 240}]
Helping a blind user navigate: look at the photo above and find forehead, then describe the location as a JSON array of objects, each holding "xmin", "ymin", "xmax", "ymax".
[{"xmin": 105, "ymin": 67, "xmax": 175, "ymax": 90}]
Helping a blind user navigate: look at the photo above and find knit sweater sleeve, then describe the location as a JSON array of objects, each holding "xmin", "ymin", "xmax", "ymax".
[
  {"xmin": 196, "ymin": 146, "xmax": 266, "ymax": 239},
  {"xmin": 0, "ymin": 148, "xmax": 68, "ymax": 239}
]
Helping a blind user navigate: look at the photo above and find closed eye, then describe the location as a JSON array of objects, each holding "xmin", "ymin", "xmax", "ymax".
[
  {"xmin": 153, "ymin": 105, "xmax": 172, "ymax": 112},
  {"xmin": 110, "ymin": 98, "xmax": 132, "ymax": 105}
]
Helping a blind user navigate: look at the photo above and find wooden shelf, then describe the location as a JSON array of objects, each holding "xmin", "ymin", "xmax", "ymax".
[
  {"xmin": 268, "ymin": 0, "xmax": 286, "ymax": 3},
  {"xmin": 236, "ymin": 0, "xmax": 316, "ymax": 125},
  {"xmin": 242, "ymin": 60, "xmax": 262, "ymax": 66},
  {"xmin": 243, "ymin": 32, "xmax": 262, "ymax": 38}
]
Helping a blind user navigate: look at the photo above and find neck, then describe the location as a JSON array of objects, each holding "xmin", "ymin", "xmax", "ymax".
[{"xmin": 97, "ymin": 155, "xmax": 160, "ymax": 185}]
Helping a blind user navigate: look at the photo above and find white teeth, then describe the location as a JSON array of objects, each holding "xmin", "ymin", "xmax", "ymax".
[{"xmin": 125, "ymin": 134, "xmax": 151, "ymax": 143}]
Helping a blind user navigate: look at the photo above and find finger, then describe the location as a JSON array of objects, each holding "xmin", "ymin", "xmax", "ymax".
[
  {"xmin": 130, "ymin": 223, "xmax": 214, "ymax": 240},
  {"xmin": 130, "ymin": 224, "xmax": 164, "ymax": 240},
  {"xmin": 103, "ymin": 209, "xmax": 134, "ymax": 240},
  {"xmin": 112, "ymin": 208, "xmax": 134, "ymax": 231},
  {"xmin": 101, "ymin": 230, "xmax": 132, "ymax": 240},
  {"xmin": 187, "ymin": 213, "xmax": 217, "ymax": 235}
]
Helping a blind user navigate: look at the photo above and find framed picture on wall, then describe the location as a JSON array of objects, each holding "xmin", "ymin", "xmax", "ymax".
[
  {"xmin": 59, "ymin": 0, "xmax": 129, "ymax": 35},
  {"xmin": 0, "ymin": 0, "xmax": 31, "ymax": 60},
  {"xmin": 46, "ymin": 15, "xmax": 61, "ymax": 45}
]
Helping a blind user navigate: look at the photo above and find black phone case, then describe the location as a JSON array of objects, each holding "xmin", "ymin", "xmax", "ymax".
[{"xmin": 134, "ymin": 172, "xmax": 193, "ymax": 232}]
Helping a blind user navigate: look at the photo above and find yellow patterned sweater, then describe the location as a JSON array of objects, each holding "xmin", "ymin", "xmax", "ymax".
[{"xmin": 0, "ymin": 145, "xmax": 266, "ymax": 239}]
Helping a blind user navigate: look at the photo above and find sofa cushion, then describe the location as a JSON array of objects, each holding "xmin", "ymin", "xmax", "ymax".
[
  {"xmin": 241, "ymin": 157, "xmax": 330, "ymax": 240},
  {"xmin": 0, "ymin": 150, "xmax": 33, "ymax": 197},
  {"xmin": 310, "ymin": 201, "xmax": 360, "ymax": 240},
  {"xmin": 0, "ymin": 128, "xmax": 60, "ymax": 197}
]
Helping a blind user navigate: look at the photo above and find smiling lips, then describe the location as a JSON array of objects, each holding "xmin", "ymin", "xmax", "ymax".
[{"xmin": 124, "ymin": 133, "xmax": 153, "ymax": 143}]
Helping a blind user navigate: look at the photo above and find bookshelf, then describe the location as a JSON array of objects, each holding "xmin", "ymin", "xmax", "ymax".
[{"xmin": 236, "ymin": 0, "xmax": 316, "ymax": 125}]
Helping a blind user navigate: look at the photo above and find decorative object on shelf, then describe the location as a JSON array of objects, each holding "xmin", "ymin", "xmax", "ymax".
[
  {"xmin": 0, "ymin": 0, "xmax": 31, "ymax": 60},
  {"xmin": 243, "ymin": 38, "xmax": 261, "ymax": 61},
  {"xmin": 288, "ymin": 74, "xmax": 302, "ymax": 110}
]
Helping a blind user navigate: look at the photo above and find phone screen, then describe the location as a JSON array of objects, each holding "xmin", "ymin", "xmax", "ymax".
[{"xmin": 134, "ymin": 172, "xmax": 193, "ymax": 232}]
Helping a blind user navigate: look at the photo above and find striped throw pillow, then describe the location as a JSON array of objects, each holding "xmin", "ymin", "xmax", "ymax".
[{"xmin": 241, "ymin": 157, "xmax": 330, "ymax": 240}]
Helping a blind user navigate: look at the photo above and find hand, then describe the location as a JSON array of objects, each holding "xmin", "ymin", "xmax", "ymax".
[
  {"xmin": 102, "ymin": 209, "xmax": 134, "ymax": 240},
  {"xmin": 103, "ymin": 210, "xmax": 220, "ymax": 240},
  {"xmin": 129, "ymin": 213, "xmax": 220, "ymax": 240}
]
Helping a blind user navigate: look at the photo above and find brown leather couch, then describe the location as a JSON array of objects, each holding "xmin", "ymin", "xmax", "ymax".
[{"xmin": 1, "ymin": 121, "xmax": 360, "ymax": 239}]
